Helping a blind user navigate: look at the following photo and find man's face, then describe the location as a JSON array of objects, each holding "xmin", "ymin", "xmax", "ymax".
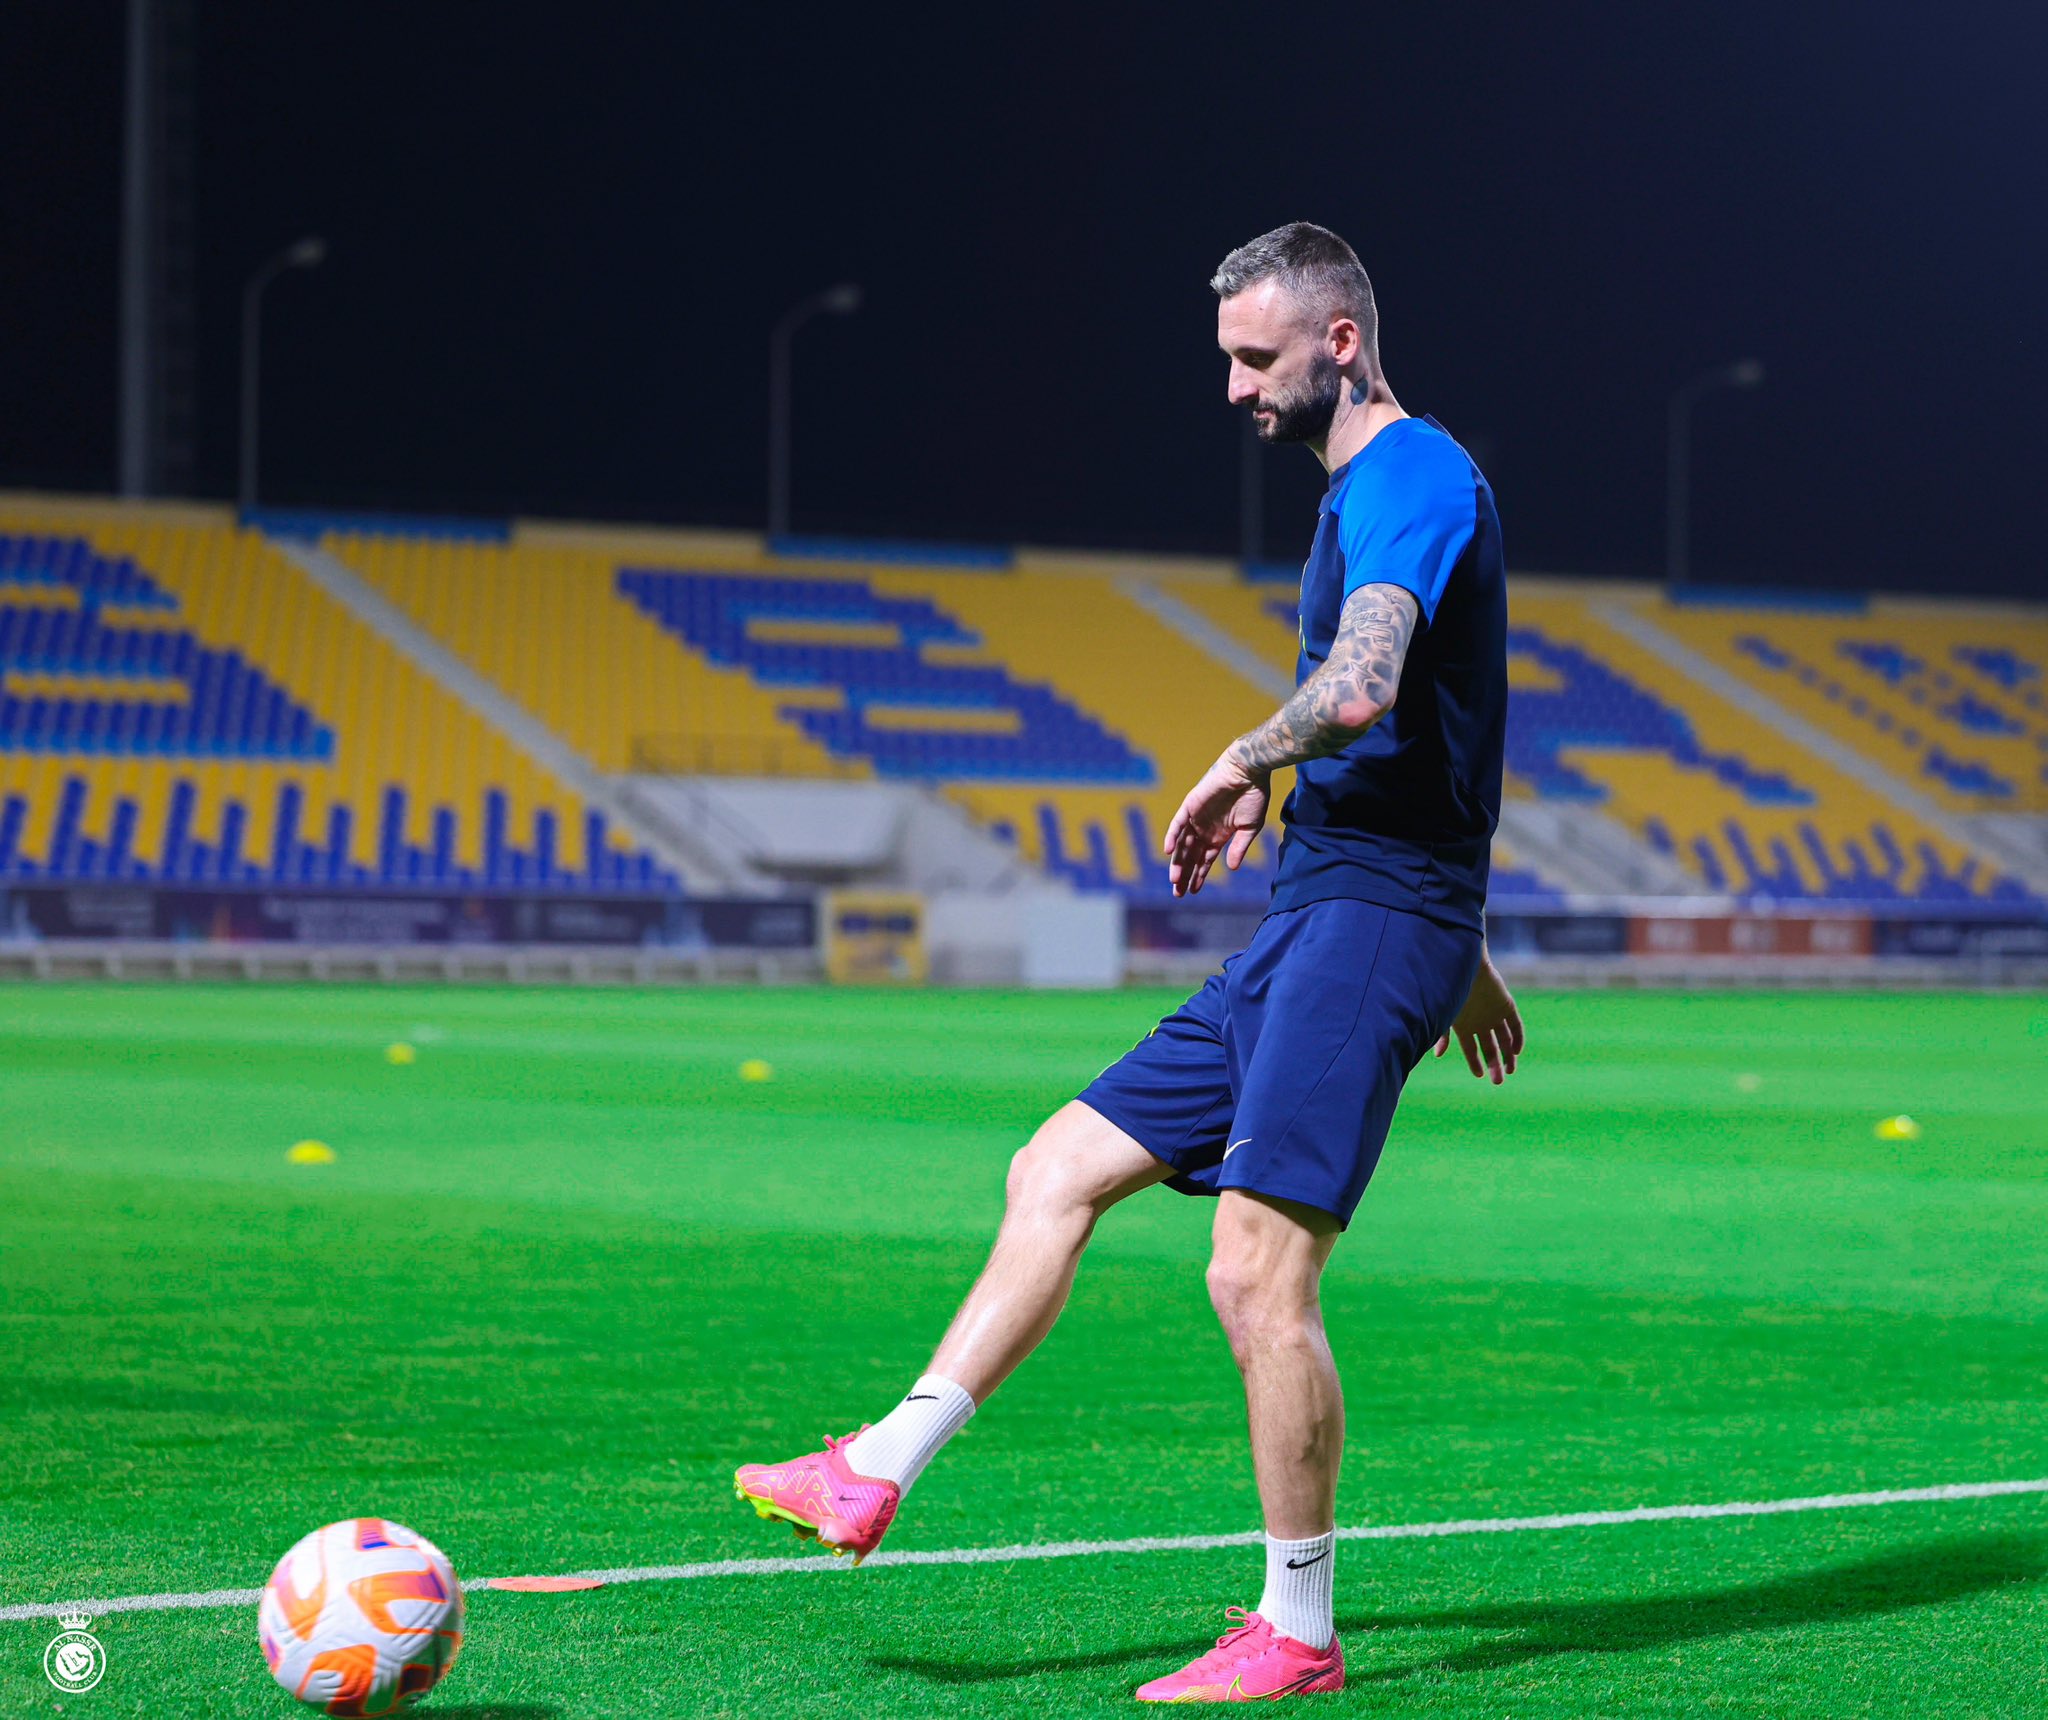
[{"xmin": 1218, "ymin": 279, "xmax": 1341, "ymax": 445}]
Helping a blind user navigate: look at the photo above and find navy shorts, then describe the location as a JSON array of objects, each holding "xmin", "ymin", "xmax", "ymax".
[{"xmin": 1079, "ymin": 898, "xmax": 1482, "ymax": 1227}]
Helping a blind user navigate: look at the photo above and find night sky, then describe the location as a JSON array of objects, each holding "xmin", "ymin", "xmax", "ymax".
[{"xmin": 7, "ymin": 3, "xmax": 2045, "ymax": 595}]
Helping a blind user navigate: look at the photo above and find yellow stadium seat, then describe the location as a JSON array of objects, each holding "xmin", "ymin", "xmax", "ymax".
[{"xmin": 0, "ymin": 505, "xmax": 673, "ymax": 889}]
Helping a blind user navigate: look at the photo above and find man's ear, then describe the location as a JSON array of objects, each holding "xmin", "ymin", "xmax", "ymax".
[{"xmin": 1327, "ymin": 315, "xmax": 1363, "ymax": 366}]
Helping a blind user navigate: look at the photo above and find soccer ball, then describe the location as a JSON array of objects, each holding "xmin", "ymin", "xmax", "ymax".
[{"xmin": 259, "ymin": 1519, "xmax": 463, "ymax": 1716}]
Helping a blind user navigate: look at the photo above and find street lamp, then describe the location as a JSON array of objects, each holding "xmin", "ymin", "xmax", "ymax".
[
  {"xmin": 1666, "ymin": 357, "xmax": 1763, "ymax": 587},
  {"xmin": 239, "ymin": 236, "xmax": 327, "ymax": 513},
  {"xmin": 767, "ymin": 282, "xmax": 862, "ymax": 539}
]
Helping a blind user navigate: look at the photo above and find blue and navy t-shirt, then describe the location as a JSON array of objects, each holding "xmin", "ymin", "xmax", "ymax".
[{"xmin": 1268, "ymin": 414, "xmax": 1506, "ymax": 933}]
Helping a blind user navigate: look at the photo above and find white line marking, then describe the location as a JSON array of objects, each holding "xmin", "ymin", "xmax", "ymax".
[{"xmin": 4, "ymin": 1475, "xmax": 2042, "ymax": 1624}]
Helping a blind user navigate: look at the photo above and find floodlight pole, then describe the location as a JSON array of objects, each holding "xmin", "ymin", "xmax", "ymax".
[
  {"xmin": 238, "ymin": 237, "xmax": 327, "ymax": 514},
  {"xmin": 117, "ymin": 0, "xmax": 155, "ymax": 497},
  {"xmin": 1666, "ymin": 357, "xmax": 1764, "ymax": 587},
  {"xmin": 767, "ymin": 283, "xmax": 862, "ymax": 539}
]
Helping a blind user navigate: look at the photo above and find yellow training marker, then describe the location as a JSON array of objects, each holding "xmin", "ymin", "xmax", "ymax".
[
  {"xmin": 1874, "ymin": 1114, "xmax": 1922, "ymax": 1141},
  {"xmin": 385, "ymin": 1042, "xmax": 417, "ymax": 1065},
  {"xmin": 287, "ymin": 1140, "xmax": 337, "ymax": 1164},
  {"xmin": 738, "ymin": 1058, "xmax": 775, "ymax": 1083}
]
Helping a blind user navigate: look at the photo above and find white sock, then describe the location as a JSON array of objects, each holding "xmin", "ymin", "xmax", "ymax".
[
  {"xmin": 1255, "ymin": 1530, "xmax": 1335, "ymax": 1649},
  {"xmin": 842, "ymin": 1374, "xmax": 976, "ymax": 1497}
]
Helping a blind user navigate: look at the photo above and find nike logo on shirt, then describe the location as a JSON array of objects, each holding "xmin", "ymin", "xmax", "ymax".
[{"xmin": 1225, "ymin": 1137, "xmax": 1252, "ymax": 1159}]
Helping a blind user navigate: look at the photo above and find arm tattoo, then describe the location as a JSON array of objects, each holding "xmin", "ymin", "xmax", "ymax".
[{"xmin": 1228, "ymin": 583, "xmax": 1419, "ymax": 773}]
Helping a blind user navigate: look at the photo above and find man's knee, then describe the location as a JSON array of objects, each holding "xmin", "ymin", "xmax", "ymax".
[
  {"xmin": 1203, "ymin": 1251, "xmax": 1260, "ymax": 1335},
  {"xmin": 1004, "ymin": 1132, "xmax": 1081, "ymax": 1220},
  {"xmin": 1004, "ymin": 1101, "xmax": 1165, "ymax": 1223},
  {"xmin": 1207, "ymin": 1192, "xmax": 1336, "ymax": 1341},
  {"xmin": 1205, "ymin": 1250, "xmax": 1308, "ymax": 1338}
]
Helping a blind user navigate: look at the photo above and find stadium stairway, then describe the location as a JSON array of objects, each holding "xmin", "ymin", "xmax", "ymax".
[{"xmin": 0, "ymin": 500, "xmax": 687, "ymax": 893}]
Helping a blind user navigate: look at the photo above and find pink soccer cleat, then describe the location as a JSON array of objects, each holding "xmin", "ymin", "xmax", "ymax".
[
  {"xmin": 1134, "ymin": 1608, "xmax": 1345, "ymax": 1703},
  {"xmin": 733, "ymin": 1429, "xmax": 900, "ymax": 1565}
]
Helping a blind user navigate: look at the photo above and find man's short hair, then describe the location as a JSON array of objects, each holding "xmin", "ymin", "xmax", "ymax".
[{"xmin": 1211, "ymin": 222, "xmax": 1378, "ymax": 355}]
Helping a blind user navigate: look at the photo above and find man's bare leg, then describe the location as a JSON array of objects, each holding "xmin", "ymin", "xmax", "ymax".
[
  {"xmin": 734, "ymin": 1101, "xmax": 1168, "ymax": 1557},
  {"xmin": 1207, "ymin": 1189, "xmax": 1344, "ymax": 1647},
  {"xmin": 928, "ymin": 1099, "xmax": 1172, "ymax": 1400},
  {"xmin": 819, "ymin": 1101, "xmax": 1168, "ymax": 1498}
]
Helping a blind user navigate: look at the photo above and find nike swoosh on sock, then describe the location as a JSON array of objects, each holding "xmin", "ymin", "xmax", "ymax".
[{"xmin": 1285, "ymin": 1550, "xmax": 1331, "ymax": 1569}]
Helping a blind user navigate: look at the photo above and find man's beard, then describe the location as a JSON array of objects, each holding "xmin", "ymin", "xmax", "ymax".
[{"xmin": 1253, "ymin": 354, "xmax": 1342, "ymax": 444}]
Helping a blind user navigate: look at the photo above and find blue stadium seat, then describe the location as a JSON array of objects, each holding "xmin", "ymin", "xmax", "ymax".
[
  {"xmin": 0, "ymin": 772, "xmax": 682, "ymax": 894},
  {"xmin": 1735, "ymin": 631, "xmax": 2034, "ymax": 803},
  {"xmin": 0, "ymin": 542, "xmax": 334, "ymax": 762},
  {"xmin": 1508, "ymin": 626, "xmax": 1811, "ymax": 805},
  {"xmin": 0, "ymin": 534, "xmax": 178, "ymax": 609},
  {"xmin": 617, "ymin": 569, "xmax": 1153, "ymax": 784},
  {"xmin": 1485, "ymin": 863, "xmax": 1567, "ymax": 905},
  {"xmin": 1953, "ymin": 644, "xmax": 2040, "ymax": 691}
]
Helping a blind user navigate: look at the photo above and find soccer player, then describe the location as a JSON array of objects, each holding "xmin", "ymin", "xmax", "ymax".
[{"xmin": 736, "ymin": 221, "xmax": 1523, "ymax": 1702}]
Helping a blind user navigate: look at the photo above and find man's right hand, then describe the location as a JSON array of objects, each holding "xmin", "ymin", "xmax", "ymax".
[{"xmin": 1162, "ymin": 749, "xmax": 1271, "ymax": 897}]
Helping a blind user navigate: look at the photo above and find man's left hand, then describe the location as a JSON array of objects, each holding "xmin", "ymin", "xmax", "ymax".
[{"xmin": 1436, "ymin": 953, "xmax": 1524, "ymax": 1084}]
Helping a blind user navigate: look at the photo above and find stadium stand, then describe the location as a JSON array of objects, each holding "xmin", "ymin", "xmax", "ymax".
[
  {"xmin": 337, "ymin": 533, "xmax": 1291, "ymax": 901},
  {"xmin": 1640, "ymin": 594, "xmax": 2048, "ymax": 814},
  {"xmin": 1163, "ymin": 573, "xmax": 2035, "ymax": 904},
  {"xmin": 866, "ymin": 563, "xmax": 1282, "ymax": 899},
  {"xmin": 0, "ymin": 503, "xmax": 677, "ymax": 889},
  {"xmin": 1496, "ymin": 594, "xmax": 2034, "ymax": 901},
  {"xmin": 322, "ymin": 532, "xmax": 848, "ymax": 783},
  {"xmin": 5, "ymin": 500, "xmax": 2035, "ymax": 911}
]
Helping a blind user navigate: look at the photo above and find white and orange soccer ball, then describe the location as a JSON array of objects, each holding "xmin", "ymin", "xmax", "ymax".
[{"xmin": 258, "ymin": 1519, "xmax": 464, "ymax": 1716}]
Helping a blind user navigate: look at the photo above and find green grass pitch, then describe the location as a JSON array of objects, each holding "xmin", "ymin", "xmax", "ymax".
[{"xmin": 2, "ymin": 982, "xmax": 2045, "ymax": 1717}]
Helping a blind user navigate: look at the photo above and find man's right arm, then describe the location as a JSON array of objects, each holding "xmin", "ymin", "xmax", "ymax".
[
  {"xmin": 1162, "ymin": 582, "xmax": 1419, "ymax": 896},
  {"xmin": 1226, "ymin": 582, "xmax": 1420, "ymax": 774}
]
